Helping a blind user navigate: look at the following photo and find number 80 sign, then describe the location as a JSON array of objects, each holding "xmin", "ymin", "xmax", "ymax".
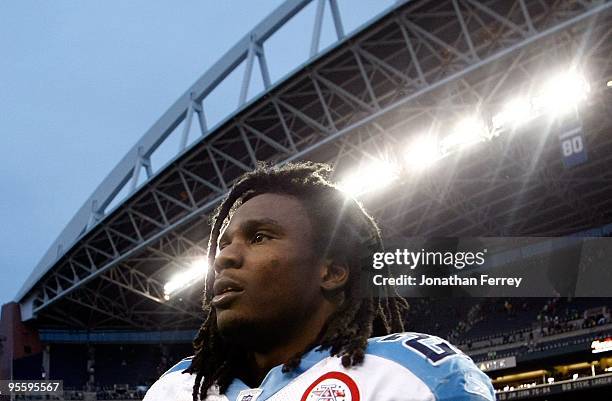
[{"xmin": 560, "ymin": 129, "xmax": 587, "ymax": 168}]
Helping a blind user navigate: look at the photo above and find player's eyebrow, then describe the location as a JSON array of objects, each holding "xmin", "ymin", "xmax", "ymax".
[{"xmin": 219, "ymin": 218, "xmax": 284, "ymax": 245}]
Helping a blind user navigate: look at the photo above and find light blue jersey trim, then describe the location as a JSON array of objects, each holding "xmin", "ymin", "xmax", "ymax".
[{"xmin": 161, "ymin": 356, "xmax": 193, "ymax": 378}]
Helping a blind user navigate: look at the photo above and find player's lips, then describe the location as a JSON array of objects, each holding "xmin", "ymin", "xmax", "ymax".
[{"xmin": 212, "ymin": 278, "xmax": 244, "ymax": 308}]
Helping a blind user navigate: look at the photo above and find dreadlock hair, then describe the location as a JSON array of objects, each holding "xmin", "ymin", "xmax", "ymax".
[{"xmin": 185, "ymin": 161, "xmax": 408, "ymax": 401}]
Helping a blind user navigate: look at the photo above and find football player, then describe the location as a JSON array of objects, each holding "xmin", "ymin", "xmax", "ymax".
[{"xmin": 144, "ymin": 162, "xmax": 495, "ymax": 401}]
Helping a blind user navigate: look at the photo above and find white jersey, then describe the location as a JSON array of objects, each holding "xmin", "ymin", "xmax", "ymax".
[{"xmin": 144, "ymin": 332, "xmax": 495, "ymax": 401}]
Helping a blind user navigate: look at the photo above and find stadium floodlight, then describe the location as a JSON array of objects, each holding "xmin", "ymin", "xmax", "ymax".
[
  {"xmin": 533, "ymin": 71, "xmax": 589, "ymax": 116},
  {"xmin": 338, "ymin": 159, "xmax": 400, "ymax": 197},
  {"xmin": 492, "ymin": 97, "xmax": 533, "ymax": 130},
  {"xmin": 440, "ymin": 117, "xmax": 488, "ymax": 154},
  {"xmin": 404, "ymin": 136, "xmax": 441, "ymax": 170},
  {"xmin": 163, "ymin": 257, "xmax": 209, "ymax": 300}
]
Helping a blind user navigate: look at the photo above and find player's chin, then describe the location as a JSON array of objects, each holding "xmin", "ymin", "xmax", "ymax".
[
  {"xmin": 216, "ymin": 312, "xmax": 267, "ymax": 348},
  {"xmin": 216, "ymin": 311, "xmax": 249, "ymax": 338}
]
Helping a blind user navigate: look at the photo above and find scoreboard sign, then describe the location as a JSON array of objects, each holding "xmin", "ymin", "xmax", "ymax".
[
  {"xmin": 559, "ymin": 127, "xmax": 587, "ymax": 168},
  {"xmin": 478, "ymin": 356, "xmax": 516, "ymax": 372},
  {"xmin": 591, "ymin": 337, "xmax": 612, "ymax": 354}
]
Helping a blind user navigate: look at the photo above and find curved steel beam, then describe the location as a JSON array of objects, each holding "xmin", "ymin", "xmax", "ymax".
[
  {"xmin": 20, "ymin": 0, "xmax": 402, "ymax": 302},
  {"xmin": 18, "ymin": 0, "xmax": 612, "ymax": 318}
]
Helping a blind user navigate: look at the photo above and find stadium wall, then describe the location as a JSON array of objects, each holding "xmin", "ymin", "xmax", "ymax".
[{"xmin": 0, "ymin": 302, "xmax": 43, "ymax": 380}]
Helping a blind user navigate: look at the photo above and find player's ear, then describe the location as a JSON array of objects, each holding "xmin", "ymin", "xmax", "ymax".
[{"xmin": 320, "ymin": 259, "xmax": 349, "ymax": 292}]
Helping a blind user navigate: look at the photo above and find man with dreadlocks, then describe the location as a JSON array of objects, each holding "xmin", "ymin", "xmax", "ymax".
[{"xmin": 144, "ymin": 162, "xmax": 495, "ymax": 401}]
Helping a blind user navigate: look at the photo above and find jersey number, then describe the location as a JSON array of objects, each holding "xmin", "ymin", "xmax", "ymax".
[{"xmin": 402, "ymin": 333, "xmax": 459, "ymax": 364}]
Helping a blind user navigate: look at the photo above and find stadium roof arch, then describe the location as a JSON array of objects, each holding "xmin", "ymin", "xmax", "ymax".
[{"xmin": 16, "ymin": 0, "xmax": 612, "ymax": 331}]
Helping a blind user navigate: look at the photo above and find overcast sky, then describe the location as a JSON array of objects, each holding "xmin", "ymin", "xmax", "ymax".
[{"xmin": 0, "ymin": 1, "xmax": 392, "ymax": 307}]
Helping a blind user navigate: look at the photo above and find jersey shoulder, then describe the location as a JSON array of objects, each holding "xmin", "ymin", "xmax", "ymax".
[
  {"xmin": 160, "ymin": 355, "xmax": 193, "ymax": 378},
  {"xmin": 143, "ymin": 356, "xmax": 196, "ymax": 401},
  {"xmin": 365, "ymin": 332, "xmax": 496, "ymax": 401}
]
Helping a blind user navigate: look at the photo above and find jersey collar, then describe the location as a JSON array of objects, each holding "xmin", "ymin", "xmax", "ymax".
[{"xmin": 225, "ymin": 346, "xmax": 331, "ymax": 401}]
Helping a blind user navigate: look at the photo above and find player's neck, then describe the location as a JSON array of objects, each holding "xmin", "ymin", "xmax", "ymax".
[
  {"xmin": 241, "ymin": 303, "xmax": 335, "ymax": 387},
  {"xmin": 242, "ymin": 344, "xmax": 306, "ymax": 386}
]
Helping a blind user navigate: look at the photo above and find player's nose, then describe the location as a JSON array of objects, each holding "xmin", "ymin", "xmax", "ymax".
[{"xmin": 213, "ymin": 242, "xmax": 244, "ymax": 273}]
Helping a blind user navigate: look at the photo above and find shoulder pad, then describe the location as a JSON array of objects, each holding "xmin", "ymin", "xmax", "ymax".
[{"xmin": 367, "ymin": 332, "xmax": 495, "ymax": 401}]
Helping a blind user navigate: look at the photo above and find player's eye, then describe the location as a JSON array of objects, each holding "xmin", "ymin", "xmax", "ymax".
[{"xmin": 252, "ymin": 232, "xmax": 270, "ymax": 244}]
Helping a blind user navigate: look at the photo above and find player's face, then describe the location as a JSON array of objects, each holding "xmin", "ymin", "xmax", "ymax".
[{"xmin": 212, "ymin": 193, "xmax": 327, "ymax": 347}]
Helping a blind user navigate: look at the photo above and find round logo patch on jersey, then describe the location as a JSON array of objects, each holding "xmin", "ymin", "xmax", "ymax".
[{"xmin": 300, "ymin": 371, "xmax": 360, "ymax": 401}]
